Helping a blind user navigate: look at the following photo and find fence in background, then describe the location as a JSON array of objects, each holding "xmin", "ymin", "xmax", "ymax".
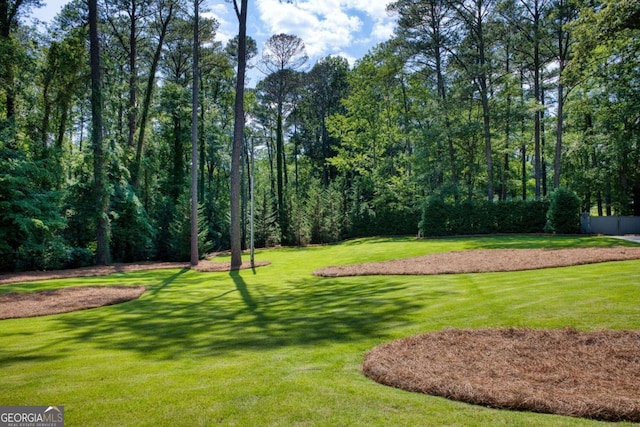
[{"xmin": 581, "ymin": 214, "xmax": 640, "ymax": 235}]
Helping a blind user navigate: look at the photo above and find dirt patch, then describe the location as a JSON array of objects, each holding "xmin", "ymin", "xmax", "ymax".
[
  {"xmin": 363, "ymin": 328, "xmax": 640, "ymax": 422},
  {"xmin": 0, "ymin": 286, "xmax": 146, "ymax": 320},
  {"xmin": 314, "ymin": 247, "xmax": 640, "ymax": 277}
]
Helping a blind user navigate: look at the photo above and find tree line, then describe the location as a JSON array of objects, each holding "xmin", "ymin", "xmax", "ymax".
[{"xmin": 1, "ymin": 0, "xmax": 638, "ymax": 272}]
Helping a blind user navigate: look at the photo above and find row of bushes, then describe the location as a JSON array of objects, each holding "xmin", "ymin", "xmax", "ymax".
[
  {"xmin": 419, "ymin": 188, "xmax": 581, "ymax": 236},
  {"xmin": 350, "ymin": 205, "xmax": 421, "ymax": 238}
]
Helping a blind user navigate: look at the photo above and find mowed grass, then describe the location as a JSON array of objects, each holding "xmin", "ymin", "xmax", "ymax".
[{"xmin": 1, "ymin": 235, "xmax": 639, "ymax": 426}]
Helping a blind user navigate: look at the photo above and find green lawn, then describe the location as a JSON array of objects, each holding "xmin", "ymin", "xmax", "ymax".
[{"xmin": 1, "ymin": 235, "xmax": 639, "ymax": 426}]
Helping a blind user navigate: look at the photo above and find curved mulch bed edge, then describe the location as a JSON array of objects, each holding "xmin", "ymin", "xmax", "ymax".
[
  {"xmin": 314, "ymin": 247, "xmax": 640, "ymax": 277},
  {"xmin": 0, "ymin": 262, "xmax": 190, "ymax": 285},
  {"xmin": 363, "ymin": 328, "xmax": 640, "ymax": 422},
  {"xmin": 0, "ymin": 285, "xmax": 146, "ymax": 320},
  {"xmin": 0, "ymin": 260, "xmax": 272, "ymax": 320}
]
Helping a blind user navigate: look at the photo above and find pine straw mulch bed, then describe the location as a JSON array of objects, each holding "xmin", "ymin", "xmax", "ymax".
[
  {"xmin": 0, "ymin": 260, "xmax": 270, "ymax": 320},
  {"xmin": 349, "ymin": 246, "xmax": 640, "ymax": 422},
  {"xmin": 0, "ymin": 285, "xmax": 147, "ymax": 320},
  {"xmin": 0, "ymin": 260, "xmax": 271, "ymax": 285},
  {"xmin": 314, "ymin": 246, "xmax": 640, "ymax": 277},
  {"xmin": 363, "ymin": 328, "xmax": 640, "ymax": 422}
]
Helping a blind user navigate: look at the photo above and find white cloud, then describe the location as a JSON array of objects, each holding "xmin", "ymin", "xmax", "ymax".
[
  {"xmin": 344, "ymin": 0, "xmax": 396, "ymax": 41},
  {"xmin": 371, "ymin": 18, "xmax": 396, "ymax": 42},
  {"xmin": 254, "ymin": 0, "xmax": 395, "ymax": 62},
  {"xmin": 344, "ymin": 0, "xmax": 389, "ymax": 19},
  {"xmin": 205, "ymin": 3, "xmax": 236, "ymax": 45}
]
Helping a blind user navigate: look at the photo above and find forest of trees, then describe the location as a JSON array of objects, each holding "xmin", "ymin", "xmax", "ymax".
[{"xmin": 1, "ymin": 0, "xmax": 638, "ymax": 272}]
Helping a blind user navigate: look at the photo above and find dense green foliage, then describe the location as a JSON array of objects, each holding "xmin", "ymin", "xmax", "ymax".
[
  {"xmin": 420, "ymin": 197, "xmax": 549, "ymax": 236},
  {"xmin": 1, "ymin": 236, "xmax": 639, "ymax": 425},
  {"xmin": 1, "ymin": 0, "xmax": 639, "ymax": 270},
  {"xmin": 546, "ymin": 187, "xmax": 581, "ymax": 233}
]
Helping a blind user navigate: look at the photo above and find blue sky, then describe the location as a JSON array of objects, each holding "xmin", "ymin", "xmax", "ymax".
[{"xmin": 31, "ymin": 0, "xmax": 397, "ymax": 68}]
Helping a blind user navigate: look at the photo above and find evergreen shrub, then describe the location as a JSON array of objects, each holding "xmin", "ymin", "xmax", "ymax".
[
  {"xmin": 419, "ymin": 196, "xmax": 449, "ymax": 236},
  {"xmin": 110, "ymin": 185, "xmax": 156, "ymax": 262},
  {"xmin": 545, "ymin": 187, "xmax": 581, "ymax": 234}
]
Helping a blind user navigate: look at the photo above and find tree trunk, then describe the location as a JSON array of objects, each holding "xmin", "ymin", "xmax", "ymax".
[
  {"xmin": 541, "ymin": 85, "xmax": 547, "ymax": 197},
  {"xmin": 127, "ymin": 1, "xmax": 137, "ymax": 149},
  {"xmin": 56, "ymin": 102, "xmax": 69, "ymax": 150},
  {"xmin": 132, "ymin": 3, "xmax": 173, "ymax": 189},
  {"xmin": 502, "ymin": 43, "xmax": 513, "ymax": 201},
  {"xmin": 480, "ymin": 81, "xmax": 493, "ymax": 201},
  {"xmin": 553, "ymin": 0, "xmax": 578, "ymax": 189},
  {"xmin": 1, "ymin": 0, "xmax": 17, "ymax": 136},
  {"xmin": 276, "ymin": 107, "xmax": 286, "ymax": 238},
  {"xmin": 554, "ymin": 80, "xmax": 564, "ymax": 190},
  {"xmin": 190, "ymin": 0, "xmax": 199, "ymax": 266},
  {"xmin": 520, "ymin": 71, "xmax": 527, "ymax": 200},
  {"xmin": 41, "ymin": 81, "xmax": 51, "ymax": 148},
  {"xmin": 533, "ymin": 0, "xmax": 543, "ymax": 199},
  {"xmin": 230, "ymin": 0, "xmax": 248, "ymax": 269},
  {"xmin": 474, "ymin": 5, "xmax": 493, "ymax": 201},
  {"xmin": 434, "ymin": 35, "xmax": 458, "ymax": 200},
  {"xmin": 89, "ymin": 0, "xmax": 111, "ymax": 265}
]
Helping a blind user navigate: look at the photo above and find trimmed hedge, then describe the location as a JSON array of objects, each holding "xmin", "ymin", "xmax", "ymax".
[
  {"xmin": 419, "ymin": 198, "xmax": 550, "ymax": 237},
  {"xmin": 350, "ymin": 205, "xmax": 421, "ymax": 238}
]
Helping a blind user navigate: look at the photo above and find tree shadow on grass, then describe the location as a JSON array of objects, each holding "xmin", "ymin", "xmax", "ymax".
[
  {"xmin": 0, "ymin": 350, "xmax": 68, "ymax": 365},
  {"xmin": 54, "ymin": 270, "xmax": 435, "ymax": 359}
]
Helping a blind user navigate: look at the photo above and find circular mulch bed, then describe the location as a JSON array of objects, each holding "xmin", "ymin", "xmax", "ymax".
[
  {"xmin": 314, "ymin": 247, "xmax": 640, "ymax": 277},
  {"xmin": 363, "ymin": 328, "xmax": 640, "ymax": 422},
  {"xmin": 0, "ymin": 286, "xmax": 146, "ymax": 320}
]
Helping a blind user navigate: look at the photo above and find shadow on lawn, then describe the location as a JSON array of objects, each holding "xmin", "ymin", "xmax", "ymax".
[{"xmin": 55, "ymin": 270, "xmax": 430, "ymax": 359}]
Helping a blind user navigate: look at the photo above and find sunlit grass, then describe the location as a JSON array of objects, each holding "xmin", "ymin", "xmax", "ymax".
[{"xmin": 1, "ymin": 235, "xmax": 639, "ymax": 426}]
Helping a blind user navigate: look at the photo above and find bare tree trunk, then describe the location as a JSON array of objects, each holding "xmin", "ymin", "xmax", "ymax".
[
  {"xmin": 534, "ymin": 49, "xmax": 541, "ymax": 199},
  {"xmin": 230, "ymin": 0, "xmax": 248, "ymax": 269},
  {"xmin": 554, "ymin": 79, "xmax": 564, "ymax": 189},
  {"xmin": 0, "ymin": 0, "xmax": 20, "ymax": 139},
  {"xmin": 477, "ymin": 25, "xmax": 493, "ymax": 201},
  {"xmin": 276, "ymin": 107, "xmax": 286, "ymax": 238},
  {"xmin": 190, "ymin": 0, "xmax": 199, "ymax": 266},
  {"xmin": 132, "ymin": 3, "xmax": 174, "ymax": 189},
  {"xmin": 502, "ymin": 44, "xmax": 512, "ymax": 201},
  {"xmin": 480, "ymin": 80, "xmax": 494, "ymax": 201},
  {"xmin": 520, "ymin": 70, "xmax": 527, "ymax": 200},
  {"xmin": 552, "ymin": 0, "xmax": 578, "ymax": 189},
  {"xmin": 532, "ymin": 0, "xmax": 544, "ymax": 199},
  {"xmin": 89, "ymin": 0, "xmax": 111, "ymax": 265},
  {"xmin": 127, "ymin": 1, "xmax": 137, "ymax": 149},
  {"xmin": 41, "ymin": 81, "xmax": 51, "ymax": 147},
  {"xmin": 432, "ymin": 8, "xmax": 458, "ymax": 200}
]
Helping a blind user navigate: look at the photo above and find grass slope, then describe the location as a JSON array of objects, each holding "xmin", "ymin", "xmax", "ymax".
[{"xmin": 1, "ymin": 235, "xmax": 639, "ymax": 426}]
